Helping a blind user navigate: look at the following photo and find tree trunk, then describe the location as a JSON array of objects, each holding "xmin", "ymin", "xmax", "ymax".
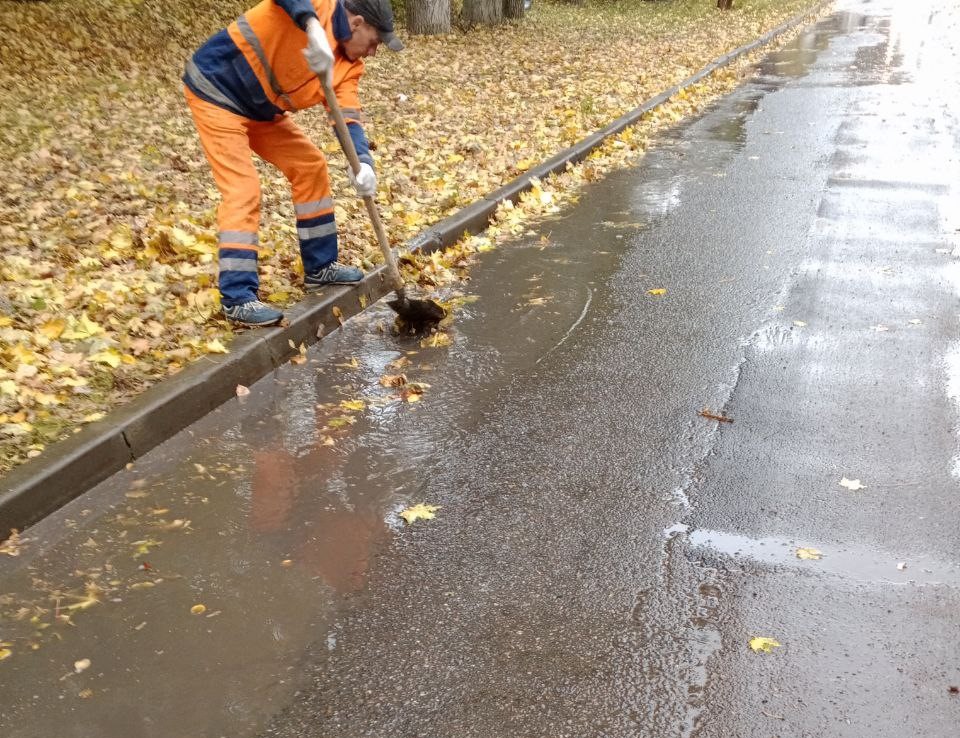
[
  {"xmin": 503, "ymin": 0, "xmax": 525, "ymax": 20},
  {"xmin": 407, "ymin": 0, "xmax": 451, "ymax": 34},
  {"xmin": 462, "ymin": 0, "xmax": 503, "ymax": 26},
  {"xmin": 717, "ymin": 0, "xmax": 734, "ymax": 9}
]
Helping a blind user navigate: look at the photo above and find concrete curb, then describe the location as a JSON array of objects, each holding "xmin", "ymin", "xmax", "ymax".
[{"xmin": 0, "ymin": 1, "xmax": 829, "ymax": 533}]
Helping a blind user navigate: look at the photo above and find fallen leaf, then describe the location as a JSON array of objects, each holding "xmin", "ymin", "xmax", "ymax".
[
  {"xmin": 78, "ymin": 689, "xmax": 94, "ymax": 699},
  {"xmin": 896, "ymin": 561, "xmax": 907, "ymax": 571},
  {"xmin": 204, "ymin": 339, "xmax": 228, "ymax": 354},
  {"xmin": 340, "ymin": 399, "xmax": 366, "ymax": 411},
  {"xmin": 332, "ymin": 306, "xmax": 344, "ymax": 327},
  {"xmin": 236, "ymin": 384, "xmax": 250, "ymax": 397},
  {"xmin": 795, "ymin": 547, "xmax": 822, "ymax": 560},
  {"xmin": 39, "ymin": 318, "xmax": 67, "ymax": 340},
  {"xmin": 748, "ymin": 636, "xmax": 781, "ymax": 653},
  {"xmin": 699, "ymin": 409, "xmax": 733, "ymax": 423},
  {"xmin": 400, "ymin": 503, "xmax": 441, "ymax": 524},
  {"xmin": 839, "ymin": 477, "xmax": 866, "ymax": 491},
  {"xmin": 0, "ymin": 529, "xmax": 23, "ymax": 557},
  {"xmin": 793, "ymin": 320, "xmax": 807, "ymax": 327},
  {"xmin": 326, "ymin": 416, "xmax": 356, "ymax": 429},
  {"xmin": 281, "ymin": 559, "xmax": 293, "ymax": 567},
  {"xmin": 190, "ymin": 604, "xmax": 206, "ymax": 615},
  {"xmin": 74, "ymin": 658, "xmax": 91, "ymax": 673},
  {"xmin": 0, "ymin": 647, "xmax": 12, "ymax": 661},
  {"xmin": 380, "ymin": 374, "xmax": 408, "ymax": 387},
  {"xmin": 647, "ymin": 288, "xmax": 667, "ymax": 296},
  {"xmin": 909, "ymin": 319, "xmax": 922, "ymax": 325},
  {"xmin": 421, "ymin": 332, "xmax": 452, "ymax": 348},
  {"xmin": 871, "ymin": 324, "xmax": 889, "ymax": 332}
]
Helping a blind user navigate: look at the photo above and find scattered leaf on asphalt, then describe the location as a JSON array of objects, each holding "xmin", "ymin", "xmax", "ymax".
[
  {"xmin": 78, "ymin": 689, "xmax": 94, "ymax": 699},
  {"xmin": 839, "ymin": 477, "xmax": 866, "ymax": 491},
  {"xmin": 909, "ymin": 319, "xmax": 922, "ymax": 325},
  {"xmin": 332, "ymin": 306, "xmax": 344, "ymax": 327},
  {"xmin": 288, "ymin": 340, "xmax": 308, "ymax": 365},
  {"xmin": 0, "ymin": 645, "xmax": 12, "ymax": 661},
  {"xmin": 190, "ymin": 604, "xmax": 206, "ymax": 615},
  {"xmin": 74, "ymin": 658, "xmax": 91, "ymax": 673},
  {"xmin": 793, "ymin": 320, "xmax": 807, "ymax": 327},
  {"xmin": 387, "ymin": 356, "xmax": 411, "ymax": 371},
  {"xmin": 132, "ymin": 539, "xmax": 160, "ymax": 558},
  {"xmin": 204, "ymin": 339, "xmax": 229, "ymax": 354},
  {"xmin": 340, "ymin": 399, "xmax": 366, "ymax": 411},
  {"xmin": 380, "ymin": 374, "xmax": 408, "ymax": 388},
  {"xmin": 326, "ymin": 416, "xmax": 356, "ymax": 429},
  {"xmin": 281, "ymin": 559, "xmax": 293, "ymax": 567},
  {"xmin": 871, "ymin": 324, "xmax": 889, "ymax": 332},
  {"xmin": 400, "ymin": 503, "xmax": 441, "ymax": 524},
  {"xmin": 896, "ymin": 561, "xmax": 907, "ymax": 571},
  {"xmin": 336, "ymin": 357, "xmax": 360, "ymax": 369},
  {"xmin": 749, "ymin": 636, "xmax": 781, "ymax": 653},
  {"xmin": 796, "ymin": 547, "xmax": 822, "ymax": 560},
  {"xmin": 420, "ymin": 333, "xmax": 452, "ymax": 348},
  {"xmin": 0, "ymin": 529, "xmax": 23, "ymax": 557},
  {"xmin": 699, "ymin": 409, "xmax": 734, "ymax": 423},
  {"xmin": 236, "ymin": 384, "xmax": 250, "ymax": 397},
  {"xmin": 647, "ymin": 288, "xmax": 667, "ymax": 296},
  {"xmin": 400, "ymin": 382, "xmax": 430, "ymax": 403}
]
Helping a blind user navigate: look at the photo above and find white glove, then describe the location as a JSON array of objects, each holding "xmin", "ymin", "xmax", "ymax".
[
  {"xmin": 347, "ymin": 163, "xmax": 377, "ymax": 197},
  {"xmin": 303, "ymin": 17, "xmax": 333, "ymax": 84}
]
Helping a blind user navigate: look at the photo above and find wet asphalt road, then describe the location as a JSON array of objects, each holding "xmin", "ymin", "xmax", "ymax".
[{"xmin": 3, "ymin": 0, "xmax": 960, "ymax": 736}]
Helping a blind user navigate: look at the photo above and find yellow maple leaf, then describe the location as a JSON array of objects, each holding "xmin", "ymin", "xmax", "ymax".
[
  {"xmin": 89, "ymin": 349, "xmax": 122, "ymax": 368},
  {"xmin": 748, "ymin": 637, "xmax": 781, "ymax": 653},
  {"xmin": 39, "ymin": 318, "xmax": 66, "ymax": 340},
  {"xmin": 647, "ymin": 288, "xmax": 667, "ymax": 296},
  {"xmin": 340, "ymin": 399, "xmax": 366, "ymax": 411},
  {"xmin": 62, "ymin": 312, "xmax": 104, "ymax": 340},
  {"xmin": 204, "ymin": 339, "xmax": 229, "ymax": 354},
  {"xmin": 796, "ymin": 547, "xmax": 822, "ymax": 560},
  {"xmin": 399, "ymin": 503, "xmax": 440, "ymax": 524},
  {"xmin": 420, "ymin": 332, "xmax": 452, "ymax": 348}
]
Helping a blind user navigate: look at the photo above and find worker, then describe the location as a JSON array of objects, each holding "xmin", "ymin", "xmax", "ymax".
[{"xmin": 183, "ymin": 0, "xmax": 403, "ymax": 327}]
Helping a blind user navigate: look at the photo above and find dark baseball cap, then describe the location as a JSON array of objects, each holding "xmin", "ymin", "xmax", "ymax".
[{"xmin": 343, "ymin": 0, "xmax": 404, "ymax": 51}]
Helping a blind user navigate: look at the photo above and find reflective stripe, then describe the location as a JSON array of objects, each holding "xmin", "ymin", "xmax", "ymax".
[
  {"xmin": 236, "ymin": 15, "xmax": 297, "ymax": 111},
  {"xmin": 219, "ymin": 231, "xmax": 258, "ymax": 245},
  {"xmin": 295, "ymin": 198, "xmax": 334, "ymax": 215},
  {"xmin": 219, "ymin": 258, "xmax": 259, "ymax": 272},
  {"xmin": 329, "ymin": 108, "xmax": 364, "ymax": 124},
  {"xmin": 298, "ymin": 222, "xmax": 337, "ymax": 241},
  {"xmin": 185, "ymin": 59, "xmax": 245, "ymax": 116}
]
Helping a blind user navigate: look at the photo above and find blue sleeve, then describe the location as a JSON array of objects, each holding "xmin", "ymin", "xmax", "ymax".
[
  {"xmin": 346, "ymin": 122, "xmax": 374, "ymax": 168},
  {"xmin": 274, "ymin": 0, "xmax": 318, "ymax": 29}
]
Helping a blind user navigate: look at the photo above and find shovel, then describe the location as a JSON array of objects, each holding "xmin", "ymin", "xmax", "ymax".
[{"xmin": 318, "ymin": 75, "xmax": 446, "ymax": 329}]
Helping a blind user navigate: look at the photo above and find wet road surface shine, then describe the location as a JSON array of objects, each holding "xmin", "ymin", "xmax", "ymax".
[{"xmin": 3, "ymin": 1, "xmax": 960, "ymax": 735}]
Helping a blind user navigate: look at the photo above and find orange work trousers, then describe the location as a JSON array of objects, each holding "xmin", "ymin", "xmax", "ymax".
[{"xmin": 185, "ymin": 87, "xmax": 338, "ymax": 306}]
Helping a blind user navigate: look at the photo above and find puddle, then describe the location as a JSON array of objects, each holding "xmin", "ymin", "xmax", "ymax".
[
  {"xmin": 0, "ymin": 176, "xmax": 628, "ymax": 737},
  {"xmin": 680, "ymin": 527, "xmax": 960, "ymax": 587}
]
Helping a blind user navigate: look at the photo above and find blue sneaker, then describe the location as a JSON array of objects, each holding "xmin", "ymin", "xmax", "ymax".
[
  {"xmin": 222, "ymin": 300, "xmax": 284, "ymax": 327},
  {"xmin": 304, "ymin": 262, "xmax": 363, "ymax": 292}
]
